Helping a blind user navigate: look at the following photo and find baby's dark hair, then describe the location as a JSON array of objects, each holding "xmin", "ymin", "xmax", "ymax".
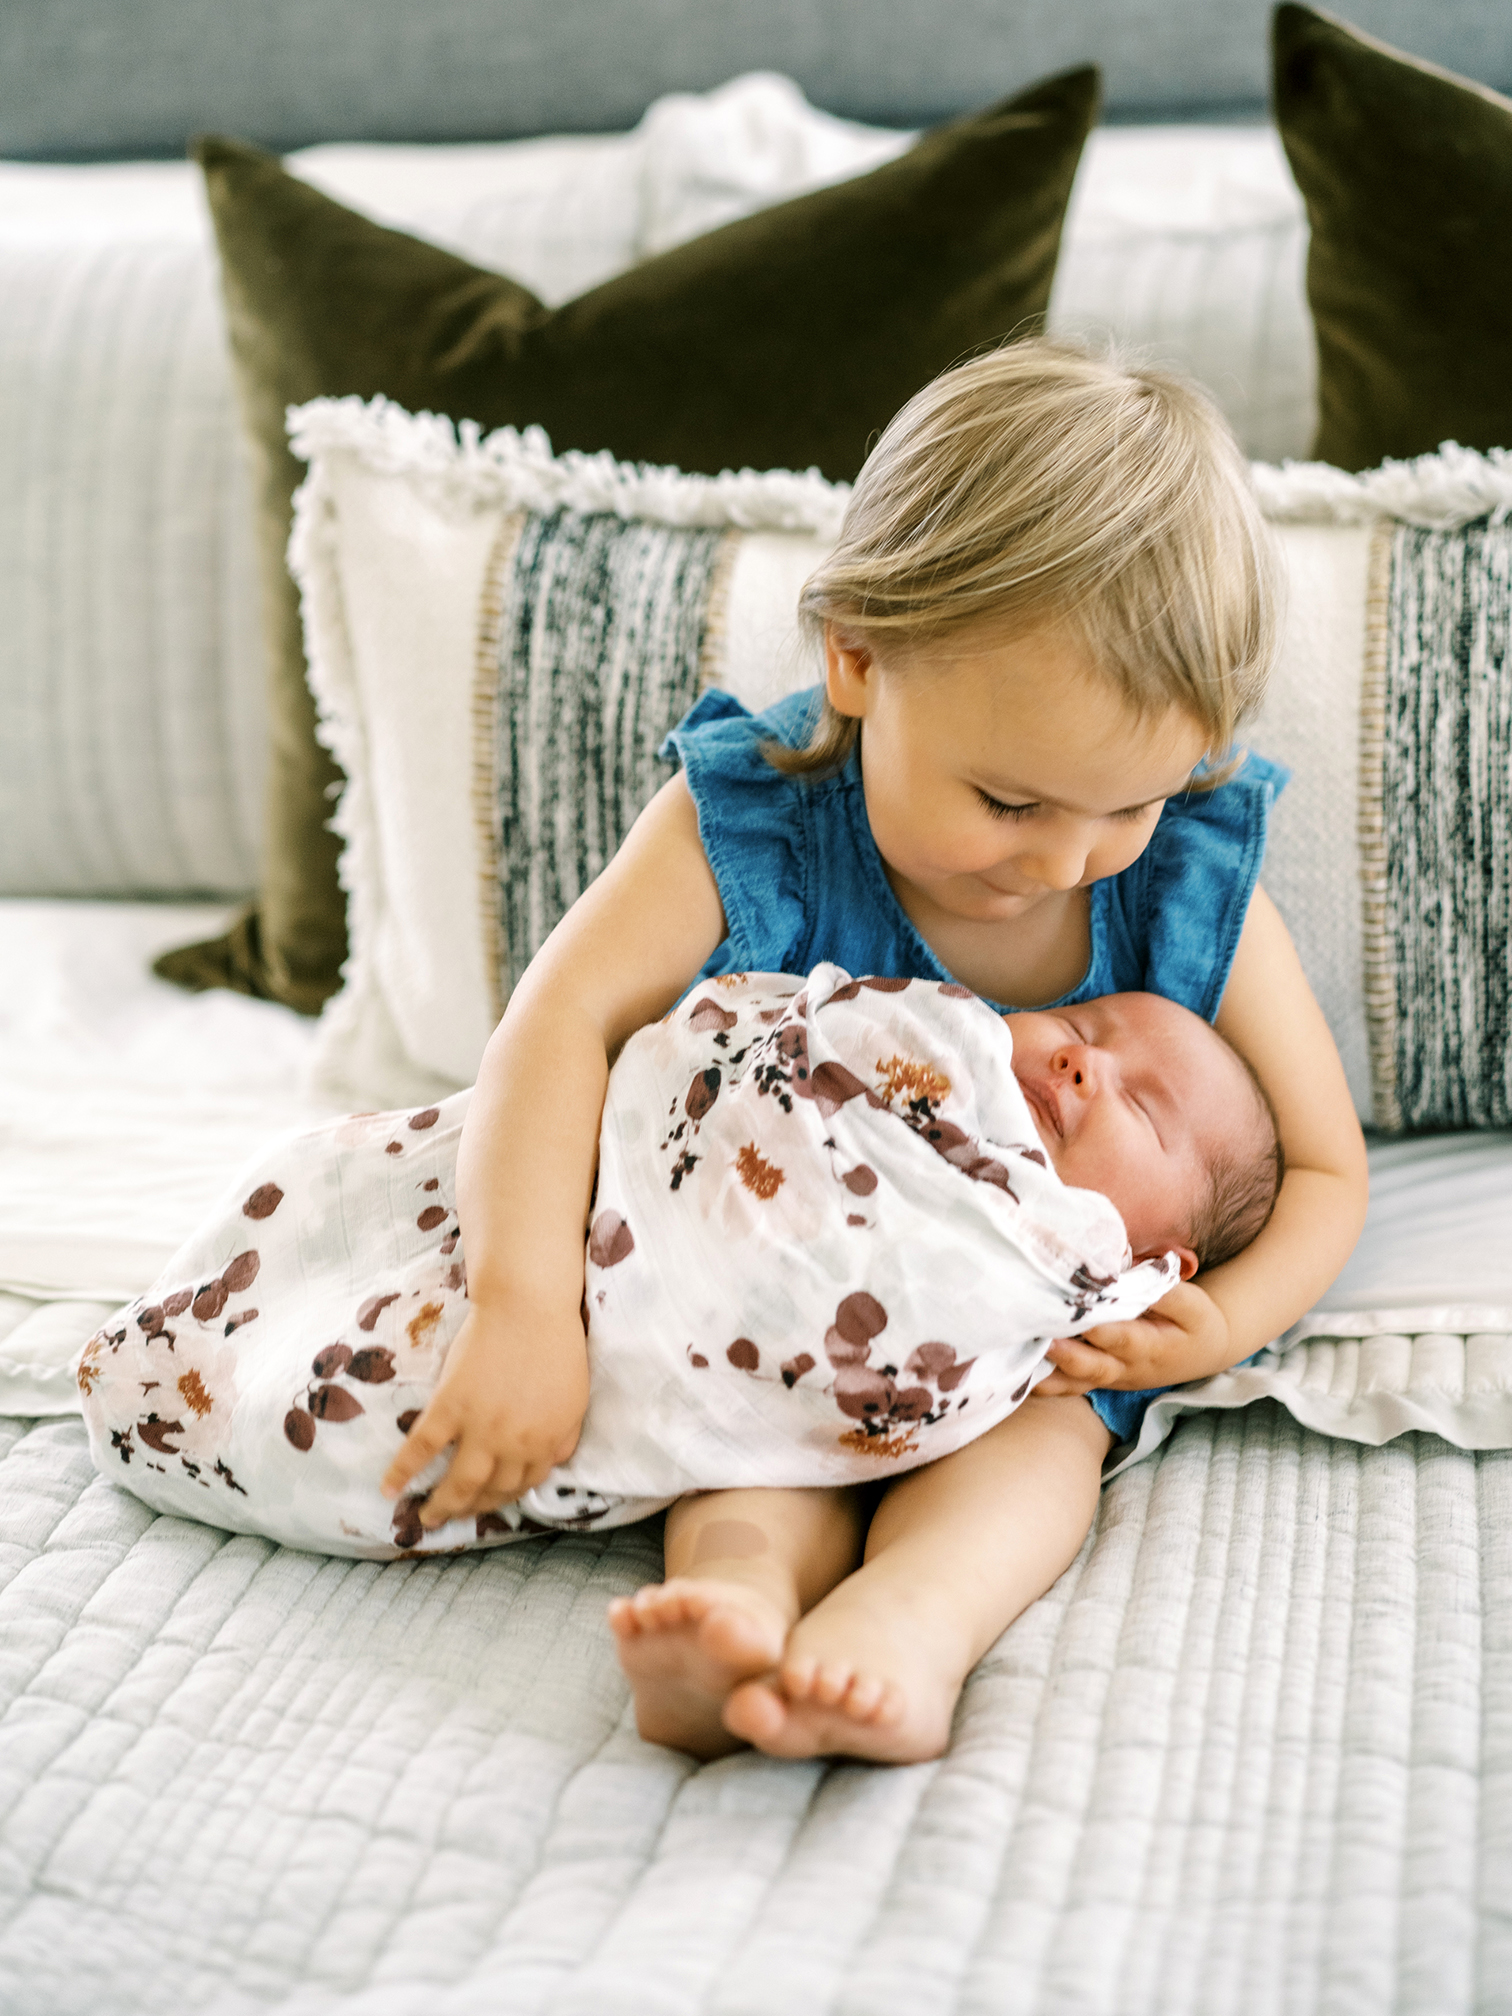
[{"xmin": 1188, "ymin": 1045, "xmax": 1285, "ymax": 1270}]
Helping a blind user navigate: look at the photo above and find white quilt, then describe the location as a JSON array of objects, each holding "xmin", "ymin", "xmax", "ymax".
[
  {"xmin": 4, "ymin": 916, "xmax": 1512, "ymax": 2013},
  {"xmin": 75, "ymin": 968, "xmax": 1176, "ymax": 1557},
  {"xmin": 2, "ymin": 1404, "xmax": 1509, "ymax": 2014}
]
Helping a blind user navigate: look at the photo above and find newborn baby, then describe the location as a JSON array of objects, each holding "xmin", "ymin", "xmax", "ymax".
[
  {"xmin": 79, "ymin": 967, "xmax": 1279, "ymax": 1596},
  {"xmin": 1005, "ymin": 987, "xmax": 1279, "ymax": 1273}
]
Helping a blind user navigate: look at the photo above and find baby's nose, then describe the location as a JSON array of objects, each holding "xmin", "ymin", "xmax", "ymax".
[{"xmin": 1053, "ymin": 1043, "xmax": 1104, "ymax": 1093}]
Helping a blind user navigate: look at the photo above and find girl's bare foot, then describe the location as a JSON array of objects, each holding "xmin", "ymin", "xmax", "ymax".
[
  {"xmin": 721, "ymin": 1579, "xmax": 963, "ymax": 1765},
  {"xmin": 608, "ymin": 1578, "xmax": 788, "ymax": 1760}
]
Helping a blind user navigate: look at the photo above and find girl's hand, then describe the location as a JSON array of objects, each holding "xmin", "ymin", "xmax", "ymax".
[
  {"xmin": 1036, "ymin": 1279, "xmax": 1235, "ymax": 1395},
  {"xmin": 380, "ymin": 1299, "xmax": 591, "ymax": 1528}
]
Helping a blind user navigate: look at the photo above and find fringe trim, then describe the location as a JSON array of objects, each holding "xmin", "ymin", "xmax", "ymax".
[
  {"xmin": 288, "ymin": 395, "xmax": 851, "ymax": 539},
  {"xmin": 1358, "ymin": 519, "xmax": 1400, "ymax": 1133},
  {"xmin": 286, "ymin": 458, "xmax": 375, "ymax": 1081},
  {"xmin": 1252, "ymin": 442, "xmax": 1512, "ymax": 529},
  {"xmin": 472, "ymin": 514, "xmax": 524, "ymax": 1029},
  {"xmin": 291, "ymin": 399, "xmax": 1512, "ymax": 544}
]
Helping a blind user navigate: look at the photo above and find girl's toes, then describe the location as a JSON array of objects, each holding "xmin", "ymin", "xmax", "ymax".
[
  {"xmin": 845, "ymin": 1671, "xmax": 887, "ymax": 1720},
  {"xmin": 621, "ymin": 1582, "xmax": 683, "ymax": 1634},
  {"xmin": 779, "ymin": 1652, "xmax": 821, "ymax": 1702},
  {"xmin": 813, "ymin": 1660, "xmax": 857, "ymax": 1709},
  {"xmin": 874, "ymin": 1681, "xmax": 907, "ymax": 1729},
  {"xmin": 722, "ymin": 1679, "xmax": 788, "ymax": 1747},
  {"xmin": 851, "ymin": 1676, "xmax": 905, "ymax": 1728}
]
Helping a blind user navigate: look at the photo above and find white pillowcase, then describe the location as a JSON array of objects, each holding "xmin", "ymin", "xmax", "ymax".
[{"xmin": 0, "ymin": 136, "xmax": 644, "ymax": 900}]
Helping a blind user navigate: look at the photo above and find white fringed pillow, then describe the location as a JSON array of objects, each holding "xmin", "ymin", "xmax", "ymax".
[
  {"xmin": 1249, "ymin": 449, "xmax": 1512, "ymax": 1131},
  {"xmin": 291, "ymin": 396, "xmax": 1512, "ymax": 1142},
  {"xmin": 290, "ymin": 396, "xmax": 844, "ymax": 1102}
]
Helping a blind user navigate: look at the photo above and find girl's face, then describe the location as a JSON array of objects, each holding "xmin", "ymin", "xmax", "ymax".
[{"xmin": 825, "ymin": 623, "xmax": 1211, "ymax": 926}]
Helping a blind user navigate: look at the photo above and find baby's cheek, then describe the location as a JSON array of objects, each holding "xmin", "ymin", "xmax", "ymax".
[{"xmin": 1091, "ymin": 1138, "xmax": 1166, "ymax": 1245}]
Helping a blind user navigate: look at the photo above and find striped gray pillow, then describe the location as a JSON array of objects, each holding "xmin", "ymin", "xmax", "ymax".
[{"xmin": 1361, "ymin": 518, "xmax": 1511, "ymax": 1130}]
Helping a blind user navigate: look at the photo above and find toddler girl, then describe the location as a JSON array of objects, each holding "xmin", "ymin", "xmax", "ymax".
[{"xmin": 382, "ymin": 340, "xmax": 1368, "ymax": 1763}]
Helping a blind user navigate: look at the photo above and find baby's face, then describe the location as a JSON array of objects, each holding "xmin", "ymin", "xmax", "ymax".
[{"xmin": 1003, "ymin": 992, "xmax": 1257, "ymax": 1267}]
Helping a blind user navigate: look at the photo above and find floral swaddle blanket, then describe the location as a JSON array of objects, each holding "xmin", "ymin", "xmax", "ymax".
[{"xmin": 79, "ymin": 966, "xmax": 1180, "ymax": 1558}]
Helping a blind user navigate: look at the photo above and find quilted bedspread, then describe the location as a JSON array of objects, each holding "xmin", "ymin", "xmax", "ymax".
[{"xmin": 3, "ymin": 1401, "xmax": 1510, "ymax": 2016}]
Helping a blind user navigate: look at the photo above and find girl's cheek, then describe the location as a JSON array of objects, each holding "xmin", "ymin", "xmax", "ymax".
[{"xmin": 1093, "ymin": 817, "xmax": 1163, "ymax": 878}]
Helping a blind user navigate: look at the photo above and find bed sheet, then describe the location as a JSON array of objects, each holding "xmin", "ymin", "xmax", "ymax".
[{"xmin": 0, "ymin": 900, "xmax": 338, "ymax": 1304}]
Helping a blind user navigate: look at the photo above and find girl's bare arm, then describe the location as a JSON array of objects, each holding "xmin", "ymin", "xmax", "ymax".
[
  {"xmin": 382, "ymin": 774, "xmax": 726, "ymax": 1527},
  {"xmin": 1040, "ymin": 887, "xmax": 1370, "ymax": 1392}
]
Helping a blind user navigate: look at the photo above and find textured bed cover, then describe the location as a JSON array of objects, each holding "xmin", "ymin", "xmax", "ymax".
[
  {"xmin": 2, "ymin": 1404, "xmax": 1510, "ymax": 2015},
  {"xmin": 4, "ymin": 902, "xmax": 1512, "ymax": 2013}
]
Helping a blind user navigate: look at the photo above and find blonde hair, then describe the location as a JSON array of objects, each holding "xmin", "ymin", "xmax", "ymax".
[{"xmin": 771, "ymin": 339, "xmax": 1279, "ymax": 781}]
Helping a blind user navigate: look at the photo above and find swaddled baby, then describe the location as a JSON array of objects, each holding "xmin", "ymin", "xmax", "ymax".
[{"xmin": 78, "ymin": 965, "xmax": 1279, "ymax": 1568}]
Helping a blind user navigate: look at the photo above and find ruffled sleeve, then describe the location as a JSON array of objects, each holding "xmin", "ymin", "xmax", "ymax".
[
  {"xmin": 659, "ymin": 687, "xmax": 822, "ymax": 974},
  {"xmin": 1105, "ymin": 752, "xmax": 1290, "ymax": 1022}
]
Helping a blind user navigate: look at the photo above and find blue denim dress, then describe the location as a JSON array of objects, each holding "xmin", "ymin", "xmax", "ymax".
[{"xmin": 662, "ymin": 685, "xmax": 1289, "ymax": 1450}]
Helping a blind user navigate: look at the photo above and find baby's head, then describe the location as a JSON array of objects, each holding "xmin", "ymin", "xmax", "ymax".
[
  {"xmin": 777, "ymin": 337, "xmax": 1277, "ymax": 788},
  {"xmin": 1003, "ymin": 992, "xmax": 1282, "ymax": 1277}
]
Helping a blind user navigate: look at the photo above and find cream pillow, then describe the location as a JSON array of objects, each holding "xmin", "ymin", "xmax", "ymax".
[
  {"xmin": 292, "ymin": 397, "xmax": 1512, "ymax": 1141},
  {"xmin": 1251, "ymin": 448, "xmax": 1512, "ymax": 1131},
  {"xmin": 290, "ymin": 397, "xmax": 843, "ymax": 1103}
]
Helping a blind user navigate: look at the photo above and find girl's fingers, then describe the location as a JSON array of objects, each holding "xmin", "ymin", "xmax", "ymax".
[
  {"xmin": 381, "ymin": 1403, "xmax": 456, "ymax": 1498},
  {"xmin": 420, "ymin": 1443, "xmax": 497, "ymax": 1527},
  {"xmin": 1045, "ymin": 1338, "xmax": 1122, "ymax": 1386},
  {"xmin": 1034, "ymin": 1368, "xmax": 1098, "ymax": 1397},
  {"xmin": 474, "ymin": 1454, "xmax": 549, "ymax": 1511}
]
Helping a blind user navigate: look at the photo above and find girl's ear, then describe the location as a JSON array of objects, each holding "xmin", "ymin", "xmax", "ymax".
[
  {"xmin": 1133, "ymin": 1244, "xmax": 1200, "ymax": 1281},
  {"xmin": 823, "ymin": 623, "xmax": 875, "ymax": 720}
]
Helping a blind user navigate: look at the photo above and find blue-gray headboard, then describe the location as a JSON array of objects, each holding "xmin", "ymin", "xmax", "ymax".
[{"xmin": 3, "ymin": 0, "xmax": 1508, "ymax": 158}]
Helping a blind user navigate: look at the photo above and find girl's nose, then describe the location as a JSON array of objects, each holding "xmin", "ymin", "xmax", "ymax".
[
  {"xmin": 1013, "ymin": 817, "xmax": 1094, "ymax": 892},
  {"xmin": 1035, "ymin": 853, "xmax": 1088, "ymax": 892}
]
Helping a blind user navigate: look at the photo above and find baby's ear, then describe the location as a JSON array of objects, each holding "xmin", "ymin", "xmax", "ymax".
[{"xmin": 1134, "ymin": 1244, "xmax": 1199, "ymax": 1281}]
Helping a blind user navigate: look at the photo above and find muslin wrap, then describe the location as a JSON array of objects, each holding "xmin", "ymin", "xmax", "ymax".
[{"xmin": 79, "ymin": 966, "xmax": 1179, "ymax": 1557}]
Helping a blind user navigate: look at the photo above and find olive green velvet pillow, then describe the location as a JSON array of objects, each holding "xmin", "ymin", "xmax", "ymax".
[
  {"xmin": 1273, "ymin": 3, "xmax": 1512, "ymax": 473},
  {"xmin": 159, "ymin": 69, "xmax": 1099, "ymax": 1013}
]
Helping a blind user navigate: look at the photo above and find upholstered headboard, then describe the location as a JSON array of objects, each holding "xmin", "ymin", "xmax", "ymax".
[{"xmin": 3, "ymin": 0, "xmax": 1509, "ymax": 158}]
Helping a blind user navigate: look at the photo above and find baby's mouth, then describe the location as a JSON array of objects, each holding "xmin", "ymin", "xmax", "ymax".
[{"xmin": 1017, "ymin": 1077, "xmax": 1063, "ymax": 1142}]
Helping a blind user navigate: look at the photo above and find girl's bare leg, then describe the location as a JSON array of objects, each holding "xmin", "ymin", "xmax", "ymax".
[
  {"xmin": 723, "ymin": 1395, "xmax": 1111, "ymax": 1764},
  {"xmin": 609, "ymin": 1486, "xmax": 868, "ymax": 1759}
]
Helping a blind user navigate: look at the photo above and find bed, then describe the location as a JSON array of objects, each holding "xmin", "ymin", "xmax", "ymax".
[{"xmin": 4, "ymin": 6, "xmax": 1512, "ymax": 2010}]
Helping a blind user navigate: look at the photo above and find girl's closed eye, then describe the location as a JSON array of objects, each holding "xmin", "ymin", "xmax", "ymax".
[
  {"xmin": 976, "ymin": 788, "xmax": 1162, "ymax": 825},
  {"xmin": 976, "ymin": 789, "xmax": 1039, "ymax": 821}
]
